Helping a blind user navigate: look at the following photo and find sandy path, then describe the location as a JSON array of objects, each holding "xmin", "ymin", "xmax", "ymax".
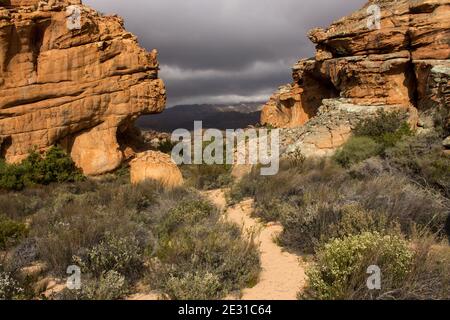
[{"xmin": 205, "ymin": 189, "xmax": 307, "ymax": 300}]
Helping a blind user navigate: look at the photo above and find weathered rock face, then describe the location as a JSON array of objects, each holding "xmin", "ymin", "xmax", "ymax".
[
  {"xmin": 261, "ymin": 0, "xmax": 450, "ymax": 145},
  {"xmin": 130, "ymin": 151, "xmax": 184, "ymax": 190},
  {"xmin": 281, "ymin": 99, "xmax": 417, "ymax": 158},
  {"xmin": 261, "ymin": 59, "xmax": 338, "ymax": 128},
  {"xmin": 0, "ymin": 0, "xmax": 166, "ymax": 175}
]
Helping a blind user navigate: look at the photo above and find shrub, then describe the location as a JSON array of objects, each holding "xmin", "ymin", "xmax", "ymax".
[
  {"xmin": 353, "ymin": 110, "xmax": 411, "ymax": 145},
  {"xmin": 57, "ymin": 271, "xmax": 129, "ymax": 300},
  {"xmin": 164, "ymin": 271, "xmax": 222, "ymax": 300},
  {"xmin": 0, "ymin": 161, "xmax": 27, "ymax": 191},
  {"xmin": 386, "ymin": 134, "xmax": 450, "ymax": 197},
  {"xmin": 234, "ymin": 159, "xmax": 448, "ymax": 253},
  {"xmin": 0, "ymin": 147, "xmax": 83, "ymax": 191},
  {"xmin": 279, "ymin": 204, "xmax": 396, "ymax": 254},
  {"xmin": 19, "ymin": 179, "xmax": 259, "ymax": 299},
  {"xmin": 149, "ymin": 199, "xmax": 260, "ymax": 299},
  {"xmin": 22, "ymin": 147, "xmax": 83, "ymax": 185},
  {"xmin": 333, "ymin": 111, "xmax": 412, "ymax": 168},
  {"xmin": 0, "ymin": 188, "xmax": 51, "ymax": 219},
  {"xmin": 4, "ymin": 238, "xmax": 38, "ymax": 273},
  {"xmin": 31, "ymin": 182, "xmax": 157, "ymax": 274},
  {"xmin": 228, "ymin": 160, "xmax": 339, "ymax": 221},
  {"xmin": 73, "ymin": 234, "xmax": 144, "ymax": 278},
  {"xmin": 182, "ymin": 164, "xmax": 232, "ymax": 190},
  {"xmin": 0, "ymin": 216, "xmax": 28, "ymax": 250},
  {"xmin": 0, "ymin": 270, "xmax": 24, "ymax": 300},
  {"xmin": 83, "ymin": 271, "xmax": 128, "ymax": 300},
  {"xmin": 180, "ymin": 137, "xmax": 233, "ymax": 190},
  {"xmin": 400, "ymin": 238, "xmax": 449, "ymax": 300},
  {"xmin": 303, "ymin": 232, "xmax": 414, "ymax": 300},
  {"xmin": 156, "ymin": 199, "xmax": 215, "ymax": 238},
  {"xmin": 333, "ymin": 137, "xmax": 382, "ymax": 168}
]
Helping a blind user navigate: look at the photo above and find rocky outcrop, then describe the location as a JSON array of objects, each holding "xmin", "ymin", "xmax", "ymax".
[
  {"xmin": 261, "ymin": 59, "xmax": 338, "ymax": 128},
  {"xmin": 0, "ymin": 0, "xmax": 166, "ymax": 175},
  {"xmin": 262, "ymin": 0, "xmax": 449, "ymax": 156},
  {"xmin": 281, "ymin": 99, "xmax": 416, "ymax": 158},
  {"xmin": 130, "ymin": 151, "xmax": 183, "ymax": 190}
]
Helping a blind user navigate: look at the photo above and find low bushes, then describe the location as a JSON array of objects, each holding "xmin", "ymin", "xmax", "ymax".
[
  {"xmin": 182, "ymin": 164, "xmax": 232, "ymax": 190},
  {"xmin": 163, "ymin": 271, "xmax": 222, "ymax": 300},
  {"xmin": 73, "ymin": 234, "xmax": 144, "ymax": 278},
  {"xmin": 0, "ymin": 216, "xmax": 28, "ymax": 250},
  {"xmin": 149, "ymin": 198, "xmax": 260, "ymax": 300},
  {"xmin": 0, "ymin": 147, "xmax": 83, "ymax": 191},
  {"xmin": 58, "ymin": 270, "xmax": 129, "ymax": 300},
  {"xmin": 385, "ymin": 133, "xmax": 450, "ymax": 197},
  {"xmin": 279, "ymin": 204, "xmax": 398, "ymax": 254},
  {"xmin": 304, "ymin": 232, "xmax": 449, "ymax": 300},
  {"xmin": 0, "ymin": 175, "xmax": 260, "ymax": 300},
  {"xmin": 353, "ymin": 110, "xmax": 412, "ymax": 146},
  {"xmin": 0, "ymin": 270, "xmax": 24, "ymax": 300},
  {"xmin": 232, "ymin": 158, "xmax": 448, "ymax": 254},
  {"xmin": 29, "ymin": 180, "xmax": 159, "ymax": 275},
  {"xmin": 303, "ymin": 232, "xmax": 414, "ymax": 300},
  {"xmin": 333, "ymin": 137, "xmax": 382, "ymax": 168},
  {"xmin": 334, "ymin": 111, "xmax": 412, "ymax": 168}
]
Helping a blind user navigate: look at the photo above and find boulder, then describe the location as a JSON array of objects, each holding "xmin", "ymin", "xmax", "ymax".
[{"xmin": 130, "ymin": 151, "xmax": 183, "ymax": 190}]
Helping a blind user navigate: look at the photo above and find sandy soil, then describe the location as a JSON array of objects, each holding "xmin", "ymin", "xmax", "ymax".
[{"xmin": 205, "ymin": 189, "xmax": 307, "ymax": 300}]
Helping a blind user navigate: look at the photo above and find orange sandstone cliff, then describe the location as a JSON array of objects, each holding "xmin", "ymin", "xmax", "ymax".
[
  {"xmin": 0, "ymin": 0, "xmax": 166, "ymax": 175},
  {"xmin": 261, "ymin": 0, "xmax": 449, "ymax": 132}
]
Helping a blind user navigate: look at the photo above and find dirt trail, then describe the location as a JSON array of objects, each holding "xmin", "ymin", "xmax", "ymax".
[{"xmin": 205, "ymin": 189, "xmax": 307, "ymax": 300}]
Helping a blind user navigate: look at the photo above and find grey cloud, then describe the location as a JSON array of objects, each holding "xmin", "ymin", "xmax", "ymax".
[{"xmin": 84, "ymin": 0, "xmax": 367, "ymax": 106}]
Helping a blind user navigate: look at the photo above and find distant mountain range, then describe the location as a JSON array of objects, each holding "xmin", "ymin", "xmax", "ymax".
[{"xmin": 137, "ymin": 102, "xmax": 264, "ymax": 132}]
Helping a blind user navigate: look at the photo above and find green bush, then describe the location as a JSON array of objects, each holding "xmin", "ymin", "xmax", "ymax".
[
  {"xmin": 353, "ymin": 110, "xmax": 411, "ymax": 144},
  {"xmin": 164, "ymin": 271, "xmax": 222, "ymax": 300},
  {"xmin": 386, "ymin": 134, "xmax": 450, "ymax": 197},
  {"xmin": 150, "ymin": 199, "xmax": 260, "ymax": 300},
  {"xmin": 73, "ymin": 234, "xmax": 144, "ymax": 278},
  {"xmin": 0, "ymin": 216, "xmax": 28, "ymax": 250},
  {"xmin": 0, "ymin": 161, "xmax": 28, "ymax": 191},
  {"xmin": 333, "ymin": 137, "xmax": 382, "ymax": 168},
  {"xmin": 304, "ymin": 232, "xmax": 414, "ymax": 300},
  {"xmin": 0, "ymin": 147, "xmax": 83, "ymax": 191},
  {"xmin": 57, "ymin": 270, "xmax": 129, "ymax": 300},
  {"xmin": 82, "ymin": 271, "xmax": 128, "ymax": 300},
  {"xmin": 156, "ymin": 200, "xmax": 215, "ymax": 239},
  {"xmin": 333, "ymin": 111, "xmax": 412, "ymax": 168},
  {"xmin": 228, "ymin": 160, "xmax": 338, "ymax": 221}
]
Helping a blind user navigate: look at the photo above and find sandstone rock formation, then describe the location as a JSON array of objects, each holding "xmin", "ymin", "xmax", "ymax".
[
  {"xmin": 0, "ymin": 0, "xmax": 166, "ymax": 175},
  {"xmin": 130, "ymin": 151, "xmax": 184, "ymax": 190},
  {"xmin": 261, "ymin": 0, "xmax": 449, "ymax": 156},
  {"xmin": 282, "ymin": 99, "xmax": 415, "ymax": 158}
]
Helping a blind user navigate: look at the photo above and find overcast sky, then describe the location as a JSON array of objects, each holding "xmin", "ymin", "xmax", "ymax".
[{"xmin": 84, "ymin": 0, "xmax": 366, "ymax": 106}]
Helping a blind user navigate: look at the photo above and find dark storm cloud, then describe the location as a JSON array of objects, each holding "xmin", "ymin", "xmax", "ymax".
[{"xmin": 84, "ymin": 0, "xmax": 367, "ymax": 106}]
